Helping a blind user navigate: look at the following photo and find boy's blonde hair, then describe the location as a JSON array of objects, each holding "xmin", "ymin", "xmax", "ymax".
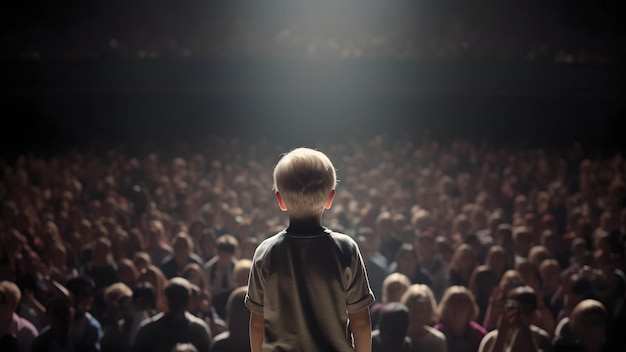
[{"xmin": 273, "ymin": 148, "xmax": 337, "ymax": 219}]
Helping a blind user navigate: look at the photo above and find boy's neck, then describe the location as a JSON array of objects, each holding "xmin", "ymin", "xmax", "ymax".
[{"xmin": 287, "ymin": 215, "xmax": 324, "ymax": 234}]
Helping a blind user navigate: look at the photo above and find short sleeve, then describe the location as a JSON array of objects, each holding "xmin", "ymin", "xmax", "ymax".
[
  {"xmin": 345, "ymin": 241, "xmax": 375, "ymax": 313},
  {"xmin": 244, "ymin": 248, "xmax": 265, "ymax": 315}
]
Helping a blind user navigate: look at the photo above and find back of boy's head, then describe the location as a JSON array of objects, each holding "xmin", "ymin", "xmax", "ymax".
[{"xmin": 273, "ymin": 148, "xmax": 337, "ymax": 219}]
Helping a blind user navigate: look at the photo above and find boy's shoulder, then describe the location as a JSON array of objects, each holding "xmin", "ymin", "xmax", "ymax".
[
  {"xmin": 255, "ymin": 228, "xmax": 357, "ymax": 250},
  {"xmin": 257, "ymin": 229, "xmax": 288, "ymax": 245},
  {"xmin": 326, "ymin": 230, "xmax": 360, "ymax": 250}
]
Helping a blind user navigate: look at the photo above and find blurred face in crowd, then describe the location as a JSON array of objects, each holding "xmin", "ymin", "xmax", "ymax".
[
  {"xmin": 93, "ymin": 240, "xmax": 111, "ymax": 264},
  {"xmin": 488, "ymin": 247, "xmax": 506, "ymax": 274},
  {"xmin": 416, "ymin": 236, "xmax": 434, "ymax": 261},
  {"xmin": 182, "ymin": 267, "xmax": 203, "ymax": 289},
  {"xmin": 408, "ymin": 299, "xmax": 431, "ymax": 328},
  {"xmin": 386, "ymin": 282, "xmax": 408, "ymax": 303},
  {"xmin": 117, "ymin": 260, "xmax": 138, "ymax": 288},
  {"xmin": 174, "ymin": 235, "xmax": 192, "ymax": 261},
  {"xmin": 446, "ymin": 295, "xmax": 473, "ymax": 333},
  {"xmin": 396, "ymin": 247, "xmax": 418, "ymax": 275}
]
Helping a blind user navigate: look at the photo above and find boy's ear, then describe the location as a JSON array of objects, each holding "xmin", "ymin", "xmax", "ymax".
[
  {"xmin": 275, "ymin": 192, "xmax": 288, "ymax": 211},
  {"xmin": 324, "ymin": 189, "xmax": 336, "ymax": 209}
]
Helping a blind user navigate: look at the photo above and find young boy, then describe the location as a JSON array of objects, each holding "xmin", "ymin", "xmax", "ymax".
[{"xmin": 245, "ymin": 147, "xmax": 375, "ymax": 352}]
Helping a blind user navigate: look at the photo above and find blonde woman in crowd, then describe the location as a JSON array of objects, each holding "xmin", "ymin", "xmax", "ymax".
[
  {"xmin": 371, "ymin": 273, "xmax": 412, "ymax": 329},
  {"xmin": 448, "ymin": 244, "xmax": 478, "ymax": 288},
  {"xmin": 138, "ymin": 265, "xmax": 168, "ymax": 313},
  {"xmin": 435, "ymin": 286, "xmax": 486, "ymax": 352},
  {"xmin": 401, "ymin": 284, "xmax": 447, "ymax": 352}
]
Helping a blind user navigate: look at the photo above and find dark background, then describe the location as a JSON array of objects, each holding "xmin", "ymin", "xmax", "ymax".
[{"xmin": 1, "ymin": 0, "xmax": 625, "ymax": 158}]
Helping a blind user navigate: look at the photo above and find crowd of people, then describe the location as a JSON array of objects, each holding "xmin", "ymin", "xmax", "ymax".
[
  {"xmin": 4, "ymin": 1, "xmax": 621, "ymax": 63},
  {"xmin": 1, "ymin": 132, "xmax": 625, "ymax": 351}
]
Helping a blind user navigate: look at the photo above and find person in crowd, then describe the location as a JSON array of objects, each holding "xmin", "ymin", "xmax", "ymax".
[
  {"xmin": 540, "ymin": 230, "xmax": 569, "ymax": 269},
  {"xmin": 528, "ymin": 246, "xmax": 553, "ymax": 270},
  {"xmin": 132, "ymin": 277, "xmax": 212, "ymax": 352},
  {"xmin": 592, "ymin": 250, "xmax": 626, "ymax": 326},
  {"xmin": 401, "ymin": 284, "xmax": 447, "ymax": 352},
  {"xmin": 160, "ymin": 233, "xmax": 203, "ymax": 279},
  {"xmin": 212, "ymin": 259, "xmax": 251, "ymax": 321},
  {"xmin": 117, "ymin": 259, "xmax": 140, "ymax": 289},
  {"xmin": 137, "ymin": 265, "xmax": 168, "ymax": 313},
  {"xmin": 132, "ymin": 252, "xmax": 151, "ymax": 273},
  {"xmin": 375, "ymin": 212, "xmax": 404, "ymax": 264},
  {"xmin": 132, "ymin": 252, "xmax": 152, "ymax": 275},
  {"xmin": 388, "ymin": 243, "xmax": 432, "ymax": 286},
  {"xmin": 144, "ymin": 220, "xmax": 173, "ymax": 267},
  {"xmin": 179, "ymin": 263, "xmax": 226, "ymax": 337},
  {"xmin": 478, "ymin": 286, "xmax": 552, "ymax": 352},
  {"xmin": 371, "ymin": 273, "xmax": 412, "ymax": 328},
  {"xmin": 372, "ymin": 302, "xmax": 413, "ymax": 352},
  {"xmin": 100, "ymin": 282, "xmax": 133, "ymax": 352},
  {"xmin": 436, "ymin": 236, "xmax": 455, "ymax": 264},
  {"xmin": 494, "ymin": 224, "xmax": 516, "ymax": 270},
  {"xmin": 0, "ymin": 281, "xmax": 38, "ymax": 352},
  {"xmin": 66, "ymin": 276, "xmax": 102, "ymax": 352},
  {"xmin": 513, "ymin": 226, "xmax": 534, "ymax": 265},
  {"xmin": 181, "ymin": 263, "xmax": 208, "ymax": 293},
  {"xmin": 448, "ymin": 244, "xmax": 478, "ymax": 288},
  {"xmin": 197, "ymin": 229, "xmax": 217, "ymax": 263},
  {"xmin": 469, "ymin": 265, "xmax": 499, "ymax": 325},
  {"xmin": 515, "ymin": 260, "xmax": 556, "ymax": 335},
  {"xmin": 415, "ymin": 231, "xmax": 448, "ymax": 300},
  {"xmin": 553, "ymin": 270, "xmax": 600, "ymax": 347},
  {"xmin": 46, "ymin": 242, "xmax": 77, "ymax": 283},
  {"xmin": 483, "ymin": 269, "xmax": 525, "ymax": 331},
  {"xmin": 83, "ymin": 238, "xmax": 119, "ymax": 294},
  {"xmin": 435, "ymin": 285, "xmax": 487, "ymax": 352},
  {"xmin": 560, "ymin": 299, "xmax": 624, "ymax": 352},
  {"xmin": 539, "ymin": 259, "xmax": 564, "ymax": 319},
  {"xmin": 567, "ymin": 238, "xmax": 591, "ymax": 272},
  {"xmin": 204, "ymin": 234, "xmax": 239, "ymax": 296},
  {"xmin": 31, "ymin": 297, "xmax": 73, "ymax": 352},
  {"xmin": 128, "ymin": 282, "xmax": 158, "ymax": 345},
  {"xmin": 209, "ymin": 287, "xmax": 250, "ymax": 352},
  {"xmin": 356, "ymin": 230, "xmax": 388, "ymax": 303}
]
